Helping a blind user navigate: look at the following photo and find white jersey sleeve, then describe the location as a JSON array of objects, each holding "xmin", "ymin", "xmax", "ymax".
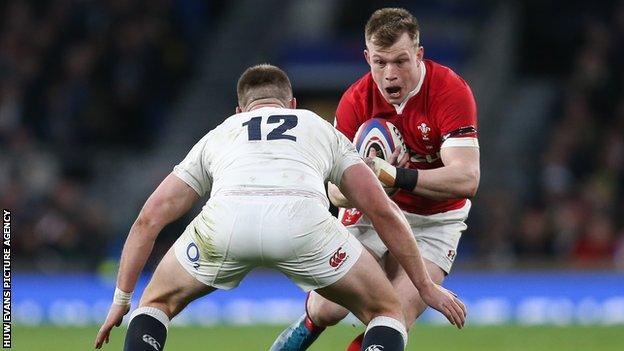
[
  {"xmin": 173, "ymin": 133, "xmax": 213, "ymax": 196},
  {"xmin": 328, "ymin": 128, "xmax": 362, "ymax": 186}
]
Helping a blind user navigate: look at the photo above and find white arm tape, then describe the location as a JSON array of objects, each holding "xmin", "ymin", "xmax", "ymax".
[
  {"xmin": 441, "ymin": 137, "xmax": 479, "ymax": 148},
  {"xmin": 372, "ymin": 157, "xmax": 397, "ymax": 187},
  {"xmin": 113, "ymin": 287, "xmax": 133, "ymax": 306}
]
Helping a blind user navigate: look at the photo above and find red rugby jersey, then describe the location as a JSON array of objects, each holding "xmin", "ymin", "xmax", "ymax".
[{"xmin": 335, "ymin": 59, "xmax": 478, "ymax": 215}]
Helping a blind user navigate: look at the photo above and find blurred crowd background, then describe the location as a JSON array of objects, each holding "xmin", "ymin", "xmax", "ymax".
[{"xmin": 2, "ymin": 0, "xmax": 623, "ymax": 273}]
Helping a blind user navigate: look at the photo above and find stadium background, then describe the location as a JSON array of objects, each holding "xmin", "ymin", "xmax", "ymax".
[{"xmin": 2, "ymin": 0, "xmax": 623, "ymax": 350}]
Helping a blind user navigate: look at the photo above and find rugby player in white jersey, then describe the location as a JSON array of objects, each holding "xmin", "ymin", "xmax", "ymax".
[{"xmin": 94, "ymin": 64, "xmax": 465, "ymax": 351}]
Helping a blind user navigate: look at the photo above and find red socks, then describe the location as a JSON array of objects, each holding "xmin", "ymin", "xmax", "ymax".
[
  {"xmin": 346, "ymin": 333, "xmax": 364, "ymax": 351},
  {"xmin": 304, "ymin": 315, "xmax": 326, "ymax": 334}
]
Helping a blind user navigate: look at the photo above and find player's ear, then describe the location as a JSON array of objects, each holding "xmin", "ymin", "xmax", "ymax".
[
  {"xmin": 416, "ymin": 45, "xmax": 424, "ymax": 61},
  {"xmin": 289, "ymin": 97, "xmax": 297, "ymax": 109},
  {"xmin": 235, "ymin": 106, "xmax": 242, "ymax": 113},
  {"xmin": 364, "ymin": 49, "xmax": 371, "ymax": 65}
]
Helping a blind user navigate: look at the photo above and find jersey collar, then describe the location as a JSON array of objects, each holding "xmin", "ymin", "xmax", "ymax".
[{"xmin": 392, "ymin": 61, "xmax": 426, "ymax": 115}]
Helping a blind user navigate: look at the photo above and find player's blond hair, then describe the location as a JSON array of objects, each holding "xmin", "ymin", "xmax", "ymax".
[
  {"xmin": 237, "ymin": 64, "xmax": 293, "ymax": 109},
  {"xmin": 365, "ymin": 8, "xmax": 420, "ymax": 48}
]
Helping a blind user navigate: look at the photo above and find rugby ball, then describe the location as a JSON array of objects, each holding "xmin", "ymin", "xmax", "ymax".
[
  {"xmin": 353, "ymin": 118, "xmax": 406, "ymax": 161},
  {"xmin": 353, "ymin": 119, "xmax": 406, "ymax": 196}
]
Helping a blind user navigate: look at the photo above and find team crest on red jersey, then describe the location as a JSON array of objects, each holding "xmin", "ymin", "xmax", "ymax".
[
  {"xmin": 340, "ymin": 208, "xmax": 363, "ymax": 226},
  {"xmin": 329, "ymin": 247, "xmax": 348, "ymax": 268},
  {"xmin": 417, "ymin": 123, "xmax": 431, "ymax": 140}
]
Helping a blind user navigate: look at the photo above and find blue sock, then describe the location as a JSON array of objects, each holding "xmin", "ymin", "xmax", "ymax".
[{"xmin": 269, "ymin": 314, "xmax": 325, "ymax": 351}]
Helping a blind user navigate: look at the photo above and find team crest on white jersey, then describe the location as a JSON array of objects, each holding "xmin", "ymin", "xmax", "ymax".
[
  {"xmin": 418, "ymin": 123, "xmax": 430, "ymax": 140},
  {"xmin": 447, "ymin": 249, "xmax": 456, "ymax": 261}
]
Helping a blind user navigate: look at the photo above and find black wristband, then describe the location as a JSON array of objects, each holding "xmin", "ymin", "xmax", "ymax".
[{"xmin": 394, "ymin": 168, "xmax": 419, "ymax": 191}]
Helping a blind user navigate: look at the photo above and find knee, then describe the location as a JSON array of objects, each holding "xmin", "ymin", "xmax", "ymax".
[{"xmin": 307, "ymin": 294, "xmax": 349, "ymax": 327}]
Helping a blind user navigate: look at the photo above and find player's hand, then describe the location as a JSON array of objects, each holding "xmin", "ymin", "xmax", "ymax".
[
  {"xmin": 419, "ymin": 283, "xmax": 467, "ymax": 329},
  {"xmin": 364, "ymin": 154, "xmax": 397, "ymax": 188},
  {"xmin": 387, "ymin": 146, "xmax": 410, "ymax": 167},
  {"xmin": 364, "ymin": 148, "xmax": 411, "ymax": 188},
  {"xmin": 364, "ymin": 149, "xmax": 380, "ymax": 174},
  {"xmin": 94, "ymin": 303, "xmax": 130, "ymax": 349},
  {"xmin": 363, "ymin": 148, "xmax": 379, "ymax": 169}
]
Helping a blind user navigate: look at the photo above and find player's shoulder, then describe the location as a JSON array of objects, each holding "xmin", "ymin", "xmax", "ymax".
[
  {"xmin": 200, "ymin": 111, "xmax": 248, "ymax": 143},
  {"xmin": 425, "ymin": 59, "xmax": 471, "ymax": 92},
  {"xmin": 209, "ymin": 112, "xmax": 241, "ymax": 135}
]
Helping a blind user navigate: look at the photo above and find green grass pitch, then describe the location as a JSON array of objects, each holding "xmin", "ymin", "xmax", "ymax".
[{"xmin": 12, "ymin": 324, "xmax": 624, "ymax": 350}]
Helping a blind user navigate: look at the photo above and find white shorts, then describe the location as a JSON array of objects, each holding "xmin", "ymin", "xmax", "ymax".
[
  {"xmin": 174, "ymin": 195, "xmax": 363, "ymax": 291},
  {"xmin": 339, "ymin": 200, "xmax": 471, "ymax": 274}
]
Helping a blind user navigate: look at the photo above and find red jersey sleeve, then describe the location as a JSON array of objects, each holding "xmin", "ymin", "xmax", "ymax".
[
  {"xmin": 432, "ymin": 72, "xmax": 478, "ymax": 142},
  {"xmin": 334, "ymin": 88, "xmax": 361, "ymax": 141}
]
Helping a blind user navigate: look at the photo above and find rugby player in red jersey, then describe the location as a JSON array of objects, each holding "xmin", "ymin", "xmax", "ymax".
[{"xmin": 271, "ymin": 7, "xmax": 479, "ymax": 351}]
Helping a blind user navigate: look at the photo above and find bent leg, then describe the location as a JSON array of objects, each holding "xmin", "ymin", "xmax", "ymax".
[
  {"xmin": 270, "ymin": 250, "xmax": 405, "ymax": 351},
  {"xmin": 271, "ymin": 205, "xmax": 403, "ymax": 351},
  {"xmin": 385, "ymin": 255, "xmax": 446, "ymax": 326},
  {"xmin": 316, "ymin": 249, "xmax": 407, "ymax": 350},
  {"xmin": 315, "ymin": 249, "xmax": 403, "ymax": 325},
  {"xmin": 268, "ymin": 254, "xmax": 373, "ymax": 351},
  {"xmin": 124, "ymin": 247, "xmax": 216, "ymax": 351},
  {"xmin": 342, "ymin": 258, "xmax": 446, "ymax": 351},
  {"xmin": 307, "ymin": 246, "xmax": 384, "ymax": 328},
  {"xmin": 138, "ymin": 247, "xmax": 216, "ymax": 317}
]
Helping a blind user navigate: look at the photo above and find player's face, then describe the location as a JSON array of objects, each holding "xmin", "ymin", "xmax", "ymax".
[{"xmin": 365, "ymin": 32, "xmax": 423, "ymax": 105}]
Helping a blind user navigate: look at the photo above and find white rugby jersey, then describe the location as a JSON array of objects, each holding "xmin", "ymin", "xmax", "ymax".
[{"xmin": 173, "ymin": 107, "xmax": 362, "ymax": 207}]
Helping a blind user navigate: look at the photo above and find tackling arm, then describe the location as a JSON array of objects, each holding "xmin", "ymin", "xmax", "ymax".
[
  {"xmin": 95, "ymin": 174, "xmax": 200, "ymax": 348},
  {"xmin": 116, "ymin": 174, "xmax": 200, "ymax": 293},
  {"xmin": 339, "ymin": 163, "xmax": 432, "ymax": 289},
  {"xmin": 338, "ymin": 163, "xmax": 466, "ymax": 327}
]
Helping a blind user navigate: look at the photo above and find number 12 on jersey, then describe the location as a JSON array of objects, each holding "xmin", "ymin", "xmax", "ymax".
[{"xmin": 242, "ymin": 115, "xmax": 298, "ymax": 142}]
